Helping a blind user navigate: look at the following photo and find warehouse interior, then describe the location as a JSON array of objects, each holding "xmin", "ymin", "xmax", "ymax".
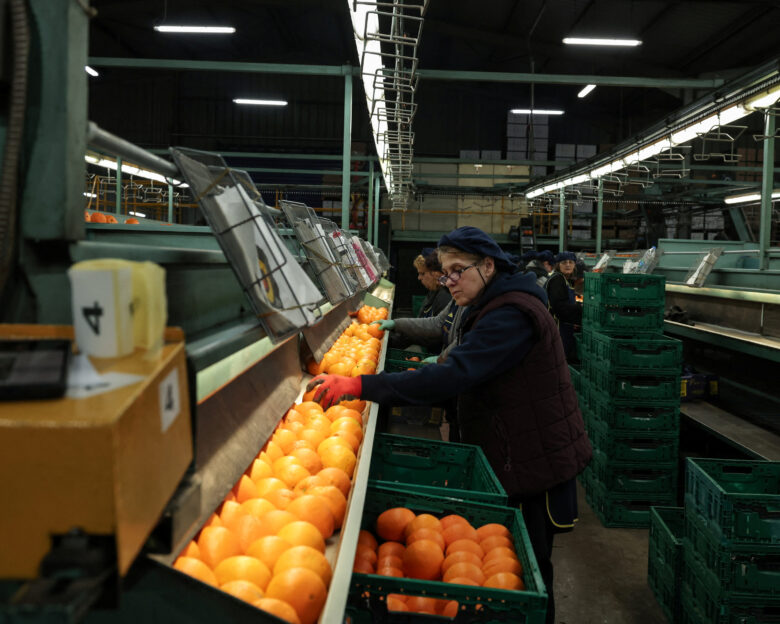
[{"xmin": 1, "ymin": 0, "xmax": 779, "ymax": 623}]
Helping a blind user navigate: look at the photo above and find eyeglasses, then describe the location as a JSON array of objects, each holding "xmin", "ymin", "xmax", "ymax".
[{"xmin": 438, "ymin": 263, "xmax": 478, "ymax": 286}]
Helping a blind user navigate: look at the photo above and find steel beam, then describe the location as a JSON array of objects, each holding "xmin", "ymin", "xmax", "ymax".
[
  {"xmin": 115, "ymin": 157, "xmax": 122, "ymax": 215},
  {"xmin": 341, "ymin": 73, "xmax": 353, "ymax": 230},
  {"xmin": 367, "ymin": 162, "xmax": 374, "ymax": 245},
  {"xmin": 759, "ymin": 112, "xmax": 776, "ymax": 270},
  {"xmin": 596, "ymin": 179, "xmax": 604, "ymax": 254},
  {"xmin": 374, "ymin": 177, "xmax": 380, "ymax": 247},
  {"xmin": 88, "ymin": 57, "xmax": 356, "ymax": 77},
  {"xmin": 728, "ymin": 206, "xmax": 752, "ymax": 242},
  {"xmin": 559, "ymin": 188, "xmax": 566, "ymax": 252}
]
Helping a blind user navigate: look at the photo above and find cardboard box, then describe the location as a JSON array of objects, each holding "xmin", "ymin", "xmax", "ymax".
[{"xmin": 0, "ymin": 325, "xmax": 192, "ymax": 579}]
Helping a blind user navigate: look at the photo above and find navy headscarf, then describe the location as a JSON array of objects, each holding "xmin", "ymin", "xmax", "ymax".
[{"xmin": 438, "ymin": 226, "xmax": 517, "ymax": 273}]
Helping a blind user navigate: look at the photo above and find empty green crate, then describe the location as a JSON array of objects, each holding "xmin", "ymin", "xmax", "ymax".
[
  {"xmin": 589, "ymin": 418, "xmax": 679, "ymax": 464},
  {"xmin": 680, "ymin": 582, "xmax": 780, "ymax": 624},
  {"xmin": 586, "ymin": 365, "xmax": 680, "ymax": 404},
  {"xmin": 685, "ymin": 508, "xmax": 780, "ymax": 599},
  {"xmin": 589, "ymin": 478, "xmax": 676, "ymax": 528},
  {"xmin": 584, "ymin": 273, "xmax": 666, "ymax": 306},
  {"xmin": 589, "ymin": 392, "xmax": 679, "ymax": 431},
  {"xmin": 348, "ymin": 485, "xmax": 548, "ymax": 624},
  {"xmin": 590, "ymin": 449, "xmax": 677, "ymax": 493},
  {"xmin": 685, "ymin": 458, "xmax": 780, "ymax": 547},
  {"xmin": 648, "ymin": 557, "xmax": 680, "ymax": 624},
  {"xmin": 368, "ymin": 433, "xmax": 507, "ymax": 505},
  {"xmin": 589, "ymin": 331, "xmax": 681, "ymax": 373},
  {"xmin": 583, "ymin": 302, "xmax": 665, "ymax": 332},
  {"xmin": 650, "ymin": 506, "xmax": 685, "ymax": 577}
]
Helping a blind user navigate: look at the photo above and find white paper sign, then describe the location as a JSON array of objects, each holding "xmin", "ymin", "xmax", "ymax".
[{"xmin": 158, "ymin": 367, "xmax": 181, "ymax": 433}]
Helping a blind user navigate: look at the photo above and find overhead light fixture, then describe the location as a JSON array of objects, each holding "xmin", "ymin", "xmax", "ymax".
[
  {"xmin": 670, "ymin": 114, "xmax": 719, "ymax": 145},
  {"xmin": 129, "ymin": 211, "xmax": 147, "ymax": 218},
  {"xmin": 85, "ymin": 66, "xmax": 99, "ymax": 77},
  {"xmin": 510, "ymin": 109, "xmax": 564, "ymax": 115},
  {"xmin": 83, "ymin": 192, "xmax": 97, "ymax": 198},
  {"xmin": 233, "ymin": 98, "xmax": 288, "ymax": 106},
  {"xmin": 154, "ymin": 25, "xmax": 235, "ymax": 34},
  {"xmin": 578, "ymin": 84, "xmax": 596, "ymax": 98},
  {"xmin": 724, "ymin": 190, "xmax": 780, "ymax": 205},
  {"xmin": 84, "ymin": 155, "xmax": 189, "ymax": 187},
  {"xmin": 745, "ymin": 85, "xmax": 780, "ymax": 111},
  {"xmin": 563, "ymin": 37, "xmax": 641, "ymax": 47},
  {"xmin": 526, "ymin": 188, "xmax": 545, "ymax": 199}
]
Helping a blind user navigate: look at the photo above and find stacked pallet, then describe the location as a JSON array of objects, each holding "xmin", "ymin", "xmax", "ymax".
[{"xmin": 577, "ymin": 272, "xmax": 682, "ymax": 527}]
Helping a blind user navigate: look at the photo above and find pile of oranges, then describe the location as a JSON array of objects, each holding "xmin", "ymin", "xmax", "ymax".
[
  {"xmin": 84, "ymin": 210, "xmax": 139, "ymax": 224},
  {"xmin": 353, "ymin": 508, "xmax": 525, "ymax": 617},
  {"xmin": 355, "ymin": 304, "xmax": 388, "ymax": 325}
]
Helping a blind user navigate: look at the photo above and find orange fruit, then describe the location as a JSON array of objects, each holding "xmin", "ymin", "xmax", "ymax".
[
  {"xmin": 181, "ymin": 540, "xmax": 201, "ymax": 559},
  {"xmin": 355, "ymin": 544, "xmax": 377, "ymax": 566},
  {"xmin": 197, "ymin": 526, "xmax": 242, "ymax": 568},
  {"xmin": 262, "ymin": 440, "xmax": 284, "ymax": 462},
  {"xmin": 407, "ymin": 528, "xmax": 446, "ymax": 551},
  {"xmin": 291, "ymin": 439, "xmax": 316, "ymax": 452},
  {"xmin": 90, "ymin": 212, "xmax": 107, "ymax": 223},
  {"xmin": 253, "ymin": 597, "xmax": 302, "ymax": 624},
  {"xmin": 387, "ymin": 593, "xmax": 407, "ymax": 603},
  {"xmin": 483, "ymin": 572, "xmax": 525, "ymax": 591},
  {"xmin": 286, "ymin": 495, "xmax": 334, "ymax": 539},
  {"xmin": 220, "ymin": 579, "xmax": 265, "ymax": 603},
  {"xmin": 329, "ymin": 429, "xmax": 360, "ymax": 453},
  {"xmin": 365, "ymin": 324, "xmax": 384, "ymax": 340},
  {"xmin": 273, "ymin": 462, "xmax": 311, "ymax": 489},
  {"xmin": 405, "ymin": 595, "xmax": 438, "ymax": 614},
  {"xmin": 317, "ymin": 436, "xmax": 352, "ymax": 456},
  {"xmin": 282, "ymin": 421, "xmax": 305, "ymax": 437},
  {"xmin": 240, "ymin": 498, "xmax": 276, "ymax": 519},
  {"xmin": 376, "ymin": 565, "xmax": 403, "ymax": 577},
  {"xmin": 330, "ymin": 417, "xmax": 363, "ymax": 442},
  {"xmin": 246, "ymin": 535, "xmax": 292, "ymax": 571},
  {"xmin": 124, "ymin": 217, "xmax": 140, "ymax": 224},
  {"xmin": 480, "ymin": 535, "xmax": 515, "ymax": 554},
  {"xmin": 263, "ymin": 488, "xmax": 297, "ymax": 510},
  {"xmin": 442, "ymin": 522, "xmax": 479, "ymax": 546},
  {"xmin": 351, "ymin": 361, "xmax": 376, "ymax": 376},
  {"xmin": 276, "ymin": 521, "xmax": 326, "ymax": 553},
  {"xmin": 255, "ymin": 477, "xmax": 288, "ymax": 498},
  {"xmin": 483, "ymin": 546, "xmax": 517, "ymax": 564},
  {"xmin": 204, "ymin": 512, "xmax": 223, "ymax": 528},
  {"xmin": 285, "ymin": 408, "xmax": 306, "ymax": 425},
  {"xmin": 293, "ymin": 475, "xmax": 326, "ymax": 496},
  {"xmin": 440, "ymin": 514, "xmax": 471, "ymax": 530},
  {"xmin": 442, "ymin": 562, "xmax": 485, "ymax": 585},
  {"xmin": 232, "ymin": 475, "xmax": 259, "ymax": 503},
  {"xmin": 318, "ymin": 443, "xmax": 357, "ymax": 478},
  {"xmin": 296, "ymin": 401, "xmax": 323, "ymax": 416},
  {"xmin": 84, "ymin": 210, "xmax": 91, "ymax": 222},
  {"xmin": 376, "ymin": 507, "xmax": 416, "ymax": 542},
  {"xmin": 266, "ymin": 567, "xmax": 327, "ymax": 624},
  {"xmin": 339, "ymin": 399, "xmax": 366, "ymax": 412},
  {"xmin": 376, "ymin": 554, "xmax": 403, "ymax": 570},
  {"xmin": 387, "ymin": 595, "xmax": 408, "ymax": 612},
  {"xmin": 306, "ymin": 360, "xmax": 322, "ymax": 376},
  {"xmin": 173, "ymin": 556, "xmax": 218, "ymax": 586},
  {"xmin": 274, "ymin": 545, "xmax": 333, "ymax": 587},
  {"xmin": 248, "ymin": 458, "xmax": 273, "ymax": 483},
  {"xmin": 404, "ymin": 514, "xmax": 442, "ymax": 539},
  {"xmin": 307, "ymin": 414, "xmax": 332, "ymax": 433},
  {"xmin": 446, "ymin": 576, "xmax": 480, "ymax": 586},
  {"xmin": 441, "ymin": 600, "xmax": 460, "ymax": 617},
  {"xmin": 378, "ymin": 539, "xmax": 406, "ymax": 557},
  {"xmin": 357, "ymin": 529, "xmax": 378, "ymax": 551},
  {"xmin": 402, "ymin": 539, "xmax": 444, "ymax": 580},
  {"xmin": 323, "ymin": 405, "xmax": 348, "ymax": 422},
  {"xmin": 482, "ymin": 556, "xmax": 523, "ymax": 577},
  {"xmin": 289, "ymin": 448, "xmax": 323, "ymax": 475},
  {"xmin": 301, "ymin": 388, "xmax": 318, "ymax": 402},
  {"xmin": 219, "ymin": 500, "xmax": 245, "ymax": 528},
  {"xmin": 272, "ymin": 429, "xmax": 298, "ymax": 454},
  {"xmin": 353, "ymin": 558, "xmax": 374, "ymax": 574},
  {"xmin": 336, "ymin": 408, "xmax": 363, "ymax": 426},
  {"xmin": 442, "ymin": 550, "xmax": 483, "ymax": 573},
  {"xmin": 317, "ymin": 467, "xmax": 352, "ymax": 497},
  {"xmin": 214, "ymin": 556, "xmax": 272, "ymax": 590},
  {"xmin": 476, "ymin": 523, "xmax": 512, "ymax": 541},
  {"xmin": 105, "ymin": 214, "xmax": 118, "ymax": 223},
  {"xmin": 326, "ymin": 361, "xmax": 352, "ymax": 376},
  {"xmin": 309, "ymin": 485, "xmax": 347, "ymax": 528},
  {"xmin": 446, "ymin": 539, "xmax": 484, "ymax": 559},
  {"xmin": 256, "ymin": 510, "xmax": 298, "ymax": 536},
  {"xmin": 228, "ymin": 514, "xmax": 266, "ymax": 552},
  {"xmin": 299, "ymin": 427, "xmax": 327, "ymax": 450}
]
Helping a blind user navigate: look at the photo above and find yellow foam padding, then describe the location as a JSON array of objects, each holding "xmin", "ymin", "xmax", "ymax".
[{"xmin": 70, "ymin": 259, "xmax": 167, "ymax": 351}]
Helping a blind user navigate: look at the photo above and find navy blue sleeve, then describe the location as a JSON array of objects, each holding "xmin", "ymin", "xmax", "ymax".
[{"xmin": 361, "ymin": 306, "xmax": 535, "ymax": 406}]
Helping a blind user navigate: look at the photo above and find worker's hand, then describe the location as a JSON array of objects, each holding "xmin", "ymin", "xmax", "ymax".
[
  {"xmin": 421, "ymin": 355, "xmax": 438, "ymax": 365},
  {"xmin": 306, "ymin": 374, "xmax": 363, "ymax": 409},
  {"xmin": 370, "ymin": 320, "xmax": 395, "ymax": 331}
]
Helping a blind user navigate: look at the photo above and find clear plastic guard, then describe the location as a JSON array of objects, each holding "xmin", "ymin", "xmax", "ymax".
[{"xmin": 683, "ymin": 247, "xmax": 724, "ymax": 287}]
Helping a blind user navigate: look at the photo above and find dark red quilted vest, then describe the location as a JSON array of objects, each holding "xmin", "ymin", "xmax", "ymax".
[{"xmin": 457, "ymin": 291, "xmax": 592, "ymax": 497}]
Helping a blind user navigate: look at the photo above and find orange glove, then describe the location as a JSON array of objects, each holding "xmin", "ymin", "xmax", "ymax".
[{"xmin": 306, "ymin": 374, "xmax": 362, "ymax": 409}]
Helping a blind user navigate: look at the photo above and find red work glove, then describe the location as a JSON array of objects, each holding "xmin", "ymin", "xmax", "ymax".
[{"xmin": 306, "ymin": 374, "xmax": 362, "ymax": 409}]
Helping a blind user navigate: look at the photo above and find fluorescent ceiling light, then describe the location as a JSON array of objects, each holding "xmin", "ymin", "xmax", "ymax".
[
  {"xmin": 526, "ymin": 188, "xmax": 544, "ymax": 199},
  {"xmin": 578, "ymin": 84, "xmax": 596, "ymax": 98},
  {"xmin": 83, "ymin": 192, "xmax": 97, "ymax": 198},
  {"xmin": 84, "ymin": 155, "xmax": 188, "ymax": 187},
  {"xmin": 233, "ymin": 98, "xmax": 288, "ymax": 106},
  {"xmin": 563, "ymin": 37, "xmax": 641, "ymax": 47},
  {"xmin": 591, "ymin": 164, "xmax": 613, "ymax": 178},
  {"xmin": 724, "ymin": 190, "xmax": 780, "ymax": 205},
  {"xmin": 129, "ymin": 211, "xmax": 146, "ymax": 217},
  {"xmin": 85, "ymin": 66, "xmax": 98, "ymax": 77},
  {"xmin": 510, "ymin": 109, "xmax": 564, "ymax": 115},
  {"xmin": 671, "ymin": 114, "xmax": 718, "ymax": 145},
  {"xmin": 718, "ymin": 104, "xmax": 748, "ymax": 126},
  {"xmin": 154, "ymin": 25, "xmax": 235, "ymax": 34},
  {"xmin": 745, "ymin": 85, "xmax": 780, "ymax": 110}
]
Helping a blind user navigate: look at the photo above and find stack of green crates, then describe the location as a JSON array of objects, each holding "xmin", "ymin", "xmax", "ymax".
[
  {"xmin": 648, "ymin": 506, "xmax": 685, "ymax": 622},
  {"xmin": 680, "ymin": 458, "xmax": 780, "ymax": 624},
  {"xmin": 579, "ymin": 272, "xmax": 682, "ymax": 527}
]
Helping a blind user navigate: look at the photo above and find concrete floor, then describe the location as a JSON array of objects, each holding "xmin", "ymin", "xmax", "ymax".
[{"xmin": 386, "ymin": 416, "xmax": 668, "ymax": 624}]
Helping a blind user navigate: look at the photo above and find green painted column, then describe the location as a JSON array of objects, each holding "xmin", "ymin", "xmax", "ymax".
[
  {"xmin": 558, "ymin": 188, "xmax": 566, "ymax": 252},
  {"xmin": 21, "ymin": 0, "xmax": 89, "ymax": 240},
  {"xmin": 728, "ymin": 207, "xmax": 752, "ymax": 242},
  {"xmin": 367, "ymin": 161, "xmax": 374, "ymax": 244},
  {"xmin": 115, "ymin": 157, "xmax": 122, "ymax": 215},
  {"xmin": 374, "ymin": 176, "xmax": 380, "ymax": 249},
  {"xmin": 167, "ymin": 179, "xmax": 174, "ymax": 223},
  {"xmin": 760, "ymin": 112, "xmax": 776, "ymax": 270},
  {"xmin": 596, "ymin": 178, "xmax": 604, "ymax": 254},
  {"xmin": 341, "ymin": 71, "xmax": 353, "ymax": 230}
]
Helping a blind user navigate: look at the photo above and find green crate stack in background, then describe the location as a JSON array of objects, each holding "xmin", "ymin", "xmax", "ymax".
[
  {"xmin": 680, "ymin": 459, "xmax": 780, "ymax": 623},
  {"xmin": 648, "ymin": 506, "xmax": 685, "ymax": 623},
  {"xmin": 578, "ymin": 272, "xmax": 682, "ymax": 528}
]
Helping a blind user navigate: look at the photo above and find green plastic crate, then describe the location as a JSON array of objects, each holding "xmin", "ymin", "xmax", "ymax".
[
  {"xmin": 589, "ymin": 418, "xmax": 679, "ymax": 464},
  {"xmin": 411, "ymin": 295, "xmax": 427, "ymax": 317},
  {"xmin": 569, "ymin": 364, "xmax": 582, "ymax": 395},
  {"xmin": 583, "ymin": 302, "xmax": 665, "ymax": 332},
  {"xmin": 347, "ymin": 485, "xmax": 548, "ymax": 624},
  {"xmin": 588, "ymin": 478, "xmax": 676, "ymax": 528},
  {"xmin": 590, "ymin": 448, "xmax": 678, "ymax": 493},
  {"xmin": 588, "ymin": 391, "xmax": 679, "ymax": 431},
  {"xmin": 648, "ymin": 506, "xmax": 685, "ymax": 622},
  {"xmin": 684, "ymin": 508, "xmax": 780, "ymax": 599},
  {"xmin": 648, "ymin": 557, "xmax": 679, "ymax": 624},
  {"xmin": 368, "ymin": 433, "xmax": 507, "ymax": 505},
  {"xmin": 383, "ymin": 359, "xmax": 425, "ymax": 373},
  {"xmin": 680, "ymin": 582, "xmax": 780, "ymax": 624},
  {"xmin": 584, "ymin": 272, "xmax": 666, "ymax": 306},
  {"xmin": 589, "ymin": 331, "xmax": 682, "ymax": 373},
  {"xmin": 388, "ymin": 348, "xmax": 432, "ymax": 361},
  {"xmin": 685, "ymin": 458, "xmax": 780, "ymax": 547},
  {"xmin": 586, "ymin": 366, "xmax": 680, "ymax": 404}
]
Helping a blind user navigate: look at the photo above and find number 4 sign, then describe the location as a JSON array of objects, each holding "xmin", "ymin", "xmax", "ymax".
[{"xmin": 158, "ymin": 367, "xmax": 181, "ymax": 433}]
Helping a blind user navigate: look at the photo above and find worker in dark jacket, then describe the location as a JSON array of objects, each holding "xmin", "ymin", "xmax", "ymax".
[
  {"xmin": 545, "ymin": 251, "xmax": 583, "ymax": 361},
  {"xmin": 415, "ymin": 248, "xmax": 451, "ymax": 319},
  {"xmin": 525, "ymin": 249, "xmax": 553, "ymax": 288},
  {"xmin": 309, "ymin": 227, "xmax": 592, "ymax": 624}
]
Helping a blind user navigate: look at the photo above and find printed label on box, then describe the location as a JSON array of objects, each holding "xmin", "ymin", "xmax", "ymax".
[{"xmin": 158, "ymin": 367, "xmax": 180, "ymax": 433}]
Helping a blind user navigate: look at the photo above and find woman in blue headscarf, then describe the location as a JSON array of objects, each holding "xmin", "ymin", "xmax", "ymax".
[{"xmin": 545, "ymin": 251, "xmax": 583, "ymax": 361}]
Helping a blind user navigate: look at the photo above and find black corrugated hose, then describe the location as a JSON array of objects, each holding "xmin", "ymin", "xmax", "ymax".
[{"xmin": 0, "ymin": 0, "xmax": 29, "ymax": 296}]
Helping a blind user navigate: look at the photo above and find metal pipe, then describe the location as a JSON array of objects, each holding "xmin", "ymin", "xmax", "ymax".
[
  {"xmin": 558, "ymin": 188, "xmax": 566, "ymax": 252},
  {"xmin": 760, "ymin": 113, "xmax": 776, "ymax": 270},
  {"xmin": 341, "ymin": 74, "xmax": 352, "ymax": 230},
  {"xmin": 115, "ymin": 157, "xmax": 122, "ymax": 215},
  {"xmin": 596, "ymin": 179, "xmax": 603, "ymax": 254},
  {"xmin": 374, "ymin": 177, "xmax": 380, "ymax": 248},
  {"xmin": 167, "ymin": 179, "xmax": 174, "ymax": 223},
  {"xmin": 367, "ymin": 162, "xmax": 374, "ymax": 245},
  {"xmin": 87, "ymin": 121, "xmax": 179, "ymax": 178},
  {"xmin": 659, "ymin": 249, "xmax": 780, "ymax": 255}
]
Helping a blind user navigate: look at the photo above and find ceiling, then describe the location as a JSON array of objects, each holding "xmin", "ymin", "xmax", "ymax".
[{"xmin": 86, "ymin": 0, "xmax": 780, "ymax": 187}]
